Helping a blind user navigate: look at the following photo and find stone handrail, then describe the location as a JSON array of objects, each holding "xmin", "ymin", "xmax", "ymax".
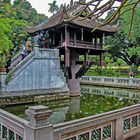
[
  {"xmin": 1, "ymin": 104, "xmax": 140, "ymax": 139},
  {"xmin": 10, "ymin": 52, "xmax": 22, "ymax": 70},
  {"xmin": 0, "ymin": 105, "xmax": 53, "ymax": 140},
  {"xmin": 81, "ymin": 76, "xmax": 140, "ymax": 89},
  {"xmin": 53, "ymin": 104, "xmax": 140, "ymax": 140},
  {"xmin": 0, "ymin": 109, "xmax": 26, "ymax": 140},
  {"xmin": 7, "ymin": 50, "xmax": 35, "ymax": 80}
]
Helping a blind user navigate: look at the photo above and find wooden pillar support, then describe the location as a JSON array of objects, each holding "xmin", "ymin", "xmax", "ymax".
[
  {"xmin": 65, "ymin": 24, "xmax": 69, "ymax": 45},
  {"xmin": 52, "ymin": 29, "xmax": 55, "ymax": 46},
  {"xmin": 64, "ymin": 24, "xmax": 70, "ymax": 67},
  {"xmin": 81, "ymin": 28, "xmax": 83, "ymax": 41},
  {"xmin": 94, "ymin": 37, "xmax": 97, "ymax": 48},
  {"xmin": 100, "ymin": 52, "xmax": 104, "ymax": 66},
  {"xmin": 100, "ymin": 37, "xmax": 103, "ymax": 49},
  {"xmin": 60, "ymin": 32, "xmax": 63, "ymax": 46},
  {"xmin": 65, "ymin": 48, "xmax": 70, "ymax": 67},
  {"xmin": 74, "ymin": 31, "xmax": 76, "ymax": 46},
  {"xmin": 84, "ymin": 51, "xmax": 89, "ymax": 68}
]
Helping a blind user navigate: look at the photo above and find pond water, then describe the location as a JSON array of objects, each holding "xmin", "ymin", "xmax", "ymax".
[{"xmin": 3, "ymin": 85, "xmax": 140, "ymax": 124}]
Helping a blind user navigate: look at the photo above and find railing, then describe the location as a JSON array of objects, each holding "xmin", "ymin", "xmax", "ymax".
[
  {"xmin": 1, "ymin": 104, "xmax": 140, "ymax": 140},
  {"xmin": 0, "ymin": 109, "xmax": 26, "ymax": 140},
  {"xmin": 10, "ymin": 52, "xmax": 22, "ymax": 70},
  {"xmin": 53, "ymin": 104, "xmax": 140, "ymax": 140},
  {"xmin": 69, "ymin": 40, "xmax": 101, "ymax": 49},
  {"xmin": 81, "ymin": 76, "xmax": 140, "ymax": 88}
]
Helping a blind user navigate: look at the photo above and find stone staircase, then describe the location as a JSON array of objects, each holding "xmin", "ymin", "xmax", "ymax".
[{"xmin": 4, "ymin": 47, "xmax": 68, "ymax": 93}]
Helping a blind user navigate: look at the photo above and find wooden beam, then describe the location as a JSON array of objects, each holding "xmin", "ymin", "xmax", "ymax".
[
  {"xmin": 81, "ymin": 28, "xmax": 83, "ymax": 41},
  {"xmin": 52, "ymin": 29, "xmax": 55, "ymax": 46},
  {"xmin": 74, "ymin": 31, "xmax": 76, "ymax": 46},
  {"xmin": 62, "ymin": 60, "xmax": 93, "ymax": 65},
  {"xmin": 75, "ymin": 61, "xmax": 93, "ymax": 78},
  {"xmin": 100, "ymin": 37, "xmax": 103, "ymax": 49},
  {"xmin": 65, "ymin": 48, "xmax": 70, "ymax": 67},
  {"xmin": 84, "ymin": 51, "xmax": 89, "ymax": 68},
  {"xmin": 65, "ymin": 24, "xmax": 70, "ymax": 45},
  {"xmin": 94, "ymin": 37, "xmax": 97, "ymax": 48},
  {"xmin": 60, "ymin": 32, "xmax": 63, "ymax": 46},
  {"xmin": 100, "ymin": 52, "xmax": 104, "ymax": 66}
]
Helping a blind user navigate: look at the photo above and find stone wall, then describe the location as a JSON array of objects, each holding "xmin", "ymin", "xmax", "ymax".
[{"xmin": 5, "ymin": 48, "xmax": 68, "ymax": 93}]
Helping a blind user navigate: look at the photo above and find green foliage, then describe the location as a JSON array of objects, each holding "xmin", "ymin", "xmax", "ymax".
[
  {"xmin": 130, "ymin": 63, "xmax": 138, "ymax": 75},
  {"xmin": 48, "ymin": 0, "xmax": 59, "ymax": 15},
  {"xmin": 0, "ymin": 0, "xmax": 47, "ymax": 66},
  {"xmin": 0, "ymin": 18, "xmax": 29, "ymax": 66},
  {"xmin": 12, "ymin": 0, "xmax": 47, "ymax": 25},
  {"xmin": 86, "ymin": 66, "xmax": 118, "ymax": 77},
  {"xmin": 121, "ymin": 1, "xmax": 140, "ymax": 41},
  {"xmin": 116, "ymin": 58, "xmax": 123, "ymax": 76},
  {"xmin": 127, "ymin": 46, "xmax": 140, "ymax": 57},
  {"xmin": 0, "ymin": 18, "xmax": 13, "ymax": 66},
  {"xmin": 105, "ymin": 1, "xmax": 140, "ymax": 68},
  {"xmin": 116, "ymin": 58, "xmax": 123, "ymax": 66},
  {"xmin": 104, "ymin": 56, "xmax": 113, "ymax": 64}
]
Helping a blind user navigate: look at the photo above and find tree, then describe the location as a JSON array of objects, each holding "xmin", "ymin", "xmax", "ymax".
[
  {"xmin": 48, "ymin": 0, "xmax": 59, "ymax": 15},
  {"xmin": 0, "ymin": 18, "xmax": 13, "ymax": 66},
  {"xmin": 2, "ymin": 0, "xmax": 10, "ymax": 3},
  {"xmin": 106, "ymin": 5, "xmax": 140, "ymax": 68},
  {"xmin": 12, "ymin": 0, "xmax": 47, "ymax": 25},
  {"xmin": 72, "ymin": 0, "xmax": 140, "ymax": 35}
]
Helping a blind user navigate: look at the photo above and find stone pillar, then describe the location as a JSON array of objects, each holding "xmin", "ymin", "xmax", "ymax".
[
  {"xmin": 115, "ymin": 117, "xmax": 123, "ymax": 140},
  {"xmin": 0, "ymin": 71, "xmax": 6, "ymax": 92},
  {"xmin": 67, "ymin": 51, "xmax": 81, "ymax": 96},
  {"xmin": 33, "ymin": 45, "xmax": 39, "ymax": 54},
  {"xmin": 69, "ymin": 97, "xmax": 80, "ymax": 115},
  {"xmin": 24, "ymin": 105, "xmax": 53, "ymax": 140}
]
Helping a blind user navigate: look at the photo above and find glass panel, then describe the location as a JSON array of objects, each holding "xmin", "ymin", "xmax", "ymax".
[
  {"xmin": 9, "ymin": 129, "xmax": 15, "ymax": 140},
  {"xmin": 124, "ymin": 118, "xmax": 130, "ymax": 131},
  {"xmin": 91, "ymin": 128, "xmax": 101, "ymax": 140},
  {"xmin": 2, "ymin": 126, "xmax": 8, "ymax": 140},
  {"xmin": 132, "ymin": 116, "xmax": 138, "ymax": 128},
  {"xmin": 78, "ymin": 133, "xmax": 89, "ymax": 140},
  {"xmin": 102, "ymin": 125, "xmax": 111, "ymax": 140}
]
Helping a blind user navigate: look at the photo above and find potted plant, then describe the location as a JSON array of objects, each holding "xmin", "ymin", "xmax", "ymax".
[{"xmin": 0, "ymin": 54, "xmax": 6, "ymax": 72}]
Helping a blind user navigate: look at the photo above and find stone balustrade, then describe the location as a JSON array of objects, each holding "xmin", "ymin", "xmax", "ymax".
[
  {"xmin": 81, "ymin": 76, "xmax": 140, "ymax": 89},
  {"xmin": 53, "ymin": 104, "xmax": 140, "ymax": 140},
  {"xmin": 0, "ymin": 105, "xmax": 53, "ymax": 140},
  {"xmin": 1, "ymin": 104, "xmax": 140, "ymax": 140},
  {"xmin": 0, "ymin": 108, "xmax": 25, "ymax": 140}
]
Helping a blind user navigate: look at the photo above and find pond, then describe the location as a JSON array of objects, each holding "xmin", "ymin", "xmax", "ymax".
[{"xmin": 3, "ymin": 85, "xmax": 140, "ymax": 124}]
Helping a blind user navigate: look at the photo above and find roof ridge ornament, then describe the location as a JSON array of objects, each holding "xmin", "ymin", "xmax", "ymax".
[
  {"xmin": 70, "ymin": 0, "xmax": 74, "ymax": 7},
  {"xmin": 60, "ymin": 4, "xmax": 64, "ymax": 10},
  {"xmin": 63, "ymin": 3, "xmax": 67, "ymax": 13}
]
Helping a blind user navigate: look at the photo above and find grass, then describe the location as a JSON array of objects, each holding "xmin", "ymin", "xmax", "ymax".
[{"xmin": 85, "ymin": 66, "xmax": 140, "ymax": 78}]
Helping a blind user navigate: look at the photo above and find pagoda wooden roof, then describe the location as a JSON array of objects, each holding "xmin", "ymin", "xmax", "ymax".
[{"xmin": 25, "ymin": 3, "xmax": 119, "ymax": 34}]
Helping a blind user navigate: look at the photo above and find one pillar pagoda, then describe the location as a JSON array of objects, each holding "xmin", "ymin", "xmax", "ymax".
[{"xmin": 25, "ymin": 1, "xmax": 118, "ymax": 96}]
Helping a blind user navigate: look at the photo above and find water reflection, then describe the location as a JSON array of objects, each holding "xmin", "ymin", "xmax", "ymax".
[
  {"xmin": 81, "ymin": 85, "xmax": 140, "ymax": 100},
  {"xmin": 3, "ymin": 85, "xmax": 140, "ymax": 124}
]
